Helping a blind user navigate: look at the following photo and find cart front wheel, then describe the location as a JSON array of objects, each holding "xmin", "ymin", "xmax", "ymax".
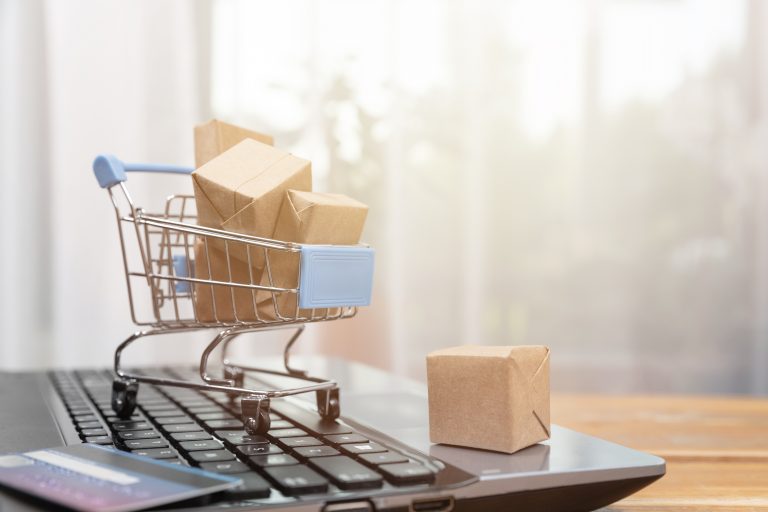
[
  {"xmin": 112, "ymin": 379, "xmax": 138, "ymax": 419},
  {"xmin": 316, "ymin": 388, "xmax": 340, "ymax": 420},
  {"xmin": 242, "ymin": 395, "xmax": 270, "ymax": 435}
]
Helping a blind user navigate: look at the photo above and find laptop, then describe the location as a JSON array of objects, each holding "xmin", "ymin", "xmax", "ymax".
[{"xmin": 0, "ymin": 356, "xmax": 664, "ymax": 512}]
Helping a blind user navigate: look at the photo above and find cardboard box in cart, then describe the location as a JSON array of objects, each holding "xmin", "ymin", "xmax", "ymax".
[{"xmin": 194, "ymin": 119, "xmax": 274, "ymax": 167}]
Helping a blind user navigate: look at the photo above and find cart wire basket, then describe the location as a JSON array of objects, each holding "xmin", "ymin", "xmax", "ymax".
[{"xmin": 92, "ymin": 154, "xmax": 374, "ymax": 435}]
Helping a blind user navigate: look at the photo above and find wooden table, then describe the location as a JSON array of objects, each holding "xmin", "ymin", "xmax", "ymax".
[{"xmin": 552, "ymin": 395, "xmax": 768, "ymax": 511}]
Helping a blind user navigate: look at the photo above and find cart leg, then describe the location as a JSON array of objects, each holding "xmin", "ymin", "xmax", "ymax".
[
  {"xmin": 112, "ymin": 378, "xmax": 139, "ymax": 419},
  {"xmin": 316, "ymin": 387, "xmax": 340, "ymax": 420},
  {"xmin": 223, "ymin": 366, "xmax": 244, "ymax": 401},
  {"xmin": 242, "ymin": 395, "xmax": 271, "ymax": 435}
]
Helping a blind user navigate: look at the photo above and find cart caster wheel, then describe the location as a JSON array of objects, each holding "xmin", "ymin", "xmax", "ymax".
[
  {"xmin": 316, "ymin": 388, "xmax": 340, "ymax": 420},
  {"xmin": 242, "ymin": 395, "xmax": 270, "ymax": 435},
  {"xmin": 111, "ymin": 379, "xmax": 138, "ymax": 419}
]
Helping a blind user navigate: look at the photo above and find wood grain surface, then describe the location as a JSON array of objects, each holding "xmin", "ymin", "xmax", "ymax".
[{"xmin": 552, "ymin": 394, "xmax": 768, "ymax": 511}]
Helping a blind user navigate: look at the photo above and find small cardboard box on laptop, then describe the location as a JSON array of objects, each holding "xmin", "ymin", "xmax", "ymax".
[{"xmin": 427, "ymin": 345, "xmax": 551, "ymax": 454}]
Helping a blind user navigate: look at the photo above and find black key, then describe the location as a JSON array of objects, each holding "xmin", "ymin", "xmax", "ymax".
[
  {"xmin": 236, "ymin": 444, "xmax": 282, "ymax": 457},
  {"xmin": 104, "ymin": 415, "xmax": 141, "ymax": 423},
  {"xmin": 187, "ymin": 406, "xmax": 223, "ymax": 414},
  {"xmin": 80, "ymin": 428, "xmax": 107, "ymax": 437},
  {"xmin": 196, "ymin": 412, "xmax": 234, "ymax": 421},
  {"xmin": 179, "ymin": 440, "xmax": 224, "ymax": 452},
  {"xmin": 340, "ymin": 442, "xmax": 387, "ymax": 456},
  {"xmin": 264, "ymin": 465, "xmax": 328, "ymax": 495},
  {"xmin": 270, "ymin": 401, "xmax": 353, "ymax": 436},
  {"xmin": 132, "ymin": 447, "xmax": 177, "ymax": 459},
  {"xmin": 293, "ymin": 446, "xmax": 339, "ymax": 458},
  {"xmin": 111, "ymin": 421, "xmax": 151, "ymax": 431},
  {"xmin": 215, "ymin": 430, "xmax": 269, "ymax": 446},
  {"xmin": 248, "ymin": 454, "xmax": 298, "ymax": 467},
  {"xmin": 269, "ymin": 428, "xmax": 308, "ymax": 439},
  {"xmin": 72, "ymin": 414, "xmax": 98, "ymax": 422},
  {"xmin": 118, "ymin": 430, "xmax": 160, "ymax": 440},
  {"xmin": 83, "ymin": 436, "xmax": 112, "ymax": 445},
  {"xmin": 325, "ymin": 434, "xmax": 368, "ymax": 445},
  {"xmin": 198, "ymin": 460, "xmax": 250, "ymax": 474},
  {"xmin": 279, "ymin": 437, "xmax": 322, "ymax": 448},
  {"xmin": 223, "ymin": 472, "xmax": 271, "ymax": 500},
  {"xmin": 189, "ymin": 450, "xmax": 235, "ymax": 463},
  {"xmin": 76, "ymin": 421, "xmax": 103, "ymax": 430},
  {"xmin": 204, "ymin": 419, "xmax": 242, "ymax": 430},
  {"xmin": 154, "ymin": 416, "xmax": 193, "ymax": 425},
  {"xmin": 270, "ymin": 420, "xmax": 294, "ymax": 430},
  {"xmin": 162, "ymin": 423, "xmax": 203, "ymax": 433},
  {"xmin": 146, "ymin": 409, "xmax": 185, "ymax": 418},
  {"xmin": 171, "ymin": 432, "xmax": 212, "ymax": 442},
  {"xmin": 378, "ymin": 462, "xmax": 435, "ymax": 484},
  {"xmin": 310, "ymin": 456, "xmax": 383, "ymax": 490},
  {"xmin": 124, "ymin": 439, "xmax": 169, "ymax": 450},
  {"xmin": 359, "ymin": 451, "xmax": 409, "ymax": 465},
  {"xmin": 141, "ymin": 403, "xmax": 176, "ymax": 411}
]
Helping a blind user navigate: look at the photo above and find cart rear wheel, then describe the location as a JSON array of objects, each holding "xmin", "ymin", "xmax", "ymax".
[
  {"xmin": 316, "ymin": 388, "xmax": 340, "ymax": 420},
  {"xmin": 112, "ymin": 379, "xmax": 138, "ymax": 419},
  {"xmin": 242, "ymin": 395, "xmax": 270, "ymax": 435}
]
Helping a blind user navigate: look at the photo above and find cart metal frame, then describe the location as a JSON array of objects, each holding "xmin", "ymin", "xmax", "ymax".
[{"xmin": 92, "ymin": 154, "xmax": 373, "ymax": 434}]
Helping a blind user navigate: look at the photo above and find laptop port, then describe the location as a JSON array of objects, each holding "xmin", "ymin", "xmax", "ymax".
[
  {"xmin": 323, "ymin": 500, "xmax": 375, "ymax": 512},
  {"xmin": 410, "ymin": 496, "xmax": 455, "ymax": 512}
]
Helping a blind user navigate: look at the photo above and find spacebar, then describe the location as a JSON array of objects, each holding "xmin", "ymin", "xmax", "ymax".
[{"xmin": 270, "ymin": 401, "xmax": 353, "ymax": 435}]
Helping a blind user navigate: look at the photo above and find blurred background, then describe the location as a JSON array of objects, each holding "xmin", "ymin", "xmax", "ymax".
[{"xmin": 1, "ymin": 0, "xmax": 767, "ymax": 395}]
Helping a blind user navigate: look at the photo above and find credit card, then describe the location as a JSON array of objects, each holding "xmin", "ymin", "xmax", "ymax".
[{"xmin": 0, "ymin": 444, "xmax": 242, "ymax": 512}]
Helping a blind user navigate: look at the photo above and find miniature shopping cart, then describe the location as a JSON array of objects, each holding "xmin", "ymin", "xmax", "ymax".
[{"xmin": 92, "ymin": 154, "xmax": 374, "ymax": 435}]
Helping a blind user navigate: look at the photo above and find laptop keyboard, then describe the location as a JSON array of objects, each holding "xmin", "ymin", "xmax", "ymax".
[{"xmin": 49, "ymin": 368, "xmax": 438, "ymax": 501}]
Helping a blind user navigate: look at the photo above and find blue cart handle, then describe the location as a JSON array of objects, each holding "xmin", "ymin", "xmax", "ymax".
[{"xmin": 93, "ymin": 154, "xmax": 194, "ymax": 189}]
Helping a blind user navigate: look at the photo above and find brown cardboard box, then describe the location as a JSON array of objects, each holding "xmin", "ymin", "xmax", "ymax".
[
  {"xmin": 427, "ymin": 345, "xmax": 550, "ymax": 454},
  {"xmin": 255, "ymin": 190, "xmax": 368, "ymax": 319},
  {"xmin": 192, "ymin": 138, "xmax": 312, "ymax": 270},
  {"xmin": 194, "ymin": 119, "xmax": 274, "ymax": 168},
  {"xmin": 193, "ymin": 239, "xmax": 262, "ymax": 323}
]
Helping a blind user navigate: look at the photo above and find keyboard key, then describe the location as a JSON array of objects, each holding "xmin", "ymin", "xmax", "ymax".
[
  {"xmin": 270, "ymin": 420, "xmax": 294, "ymax": 430},
  {"xmin": 248, "ymin": 454, "xmax": 298, "ymax": 467},
  {"xmin": 204, "ymin": 419, "xmax": 243, "ymax": 430},
  {"xmin": 118, "ymin": 430, "xmax": 160, "ymax": 440},
  {"xmin": 132, "ymin": 447, "xmax": 177, "ymax": 459},
  {"xmin": 269, "ymin": 428, "xmax": 308, "ymax": 439},
  {"xmin": 187, "ymin": 406, "xmax": 223, "ymax": 414},
  {"xmin": 236, "ymin": 444, "xmax": 283, "ymax": 457},
  {"xmin": 111, "ymin": 421, "xmax": 151, "ymax": 431},
  {"xmin": 279, "ymin": 437, "xmax": 322, "ymax": 449},
  {"xmin": 179, "ymin": 440, "xmax": 224, "ymax": 452},
  {"xmin": 76, "ymin": 421, "xmax": 103, "ymax": 430},
  {"xmin": 223, "ymin": 472, "xmax": 271, "ymax": 500},
  {"xmin": 293, "ymin": 446, "xmax": 340, "ymax": 458},
  {"xmin": 171, "ymin": 432, "xmax": 212, "ymax": 442},
  {"xmin": 340, "ymin": 442, "xmax": 387, "ymax": 456},
  {"xmin": 379, "ymin": 462, "xmax": 435, "ymax": 484},
  {"xmin": 162, "ymin": 423, "xmax": 203, "ymax": 433},
  {"xmin": 154, "ymin": 416, "xmax": 193, "ymax": 425},
  {"xmin": 215, "ymin": 430, "xmax": 269, "ymax": 446},
  {"xmin": 325, "ymin": 434, "xmax": 368, "ymax": 445},
  {"xmin": 146, "ymin": 409, "xmax": 185, "ymax": 418},
  {"xmin": 264, "ymin": 465, "xmax": 328, "ymax": 495},
  {"xmin": 270, "ymin": 401, "xmax": 353, "ymax": 436},
  {"xmin": 80, "ymin": 428, "xmax": 107, "ymax": 437},
  {"xmin": 83, "ymin": 435, "xmax": 112, "ymax": 445},
  {"xmin": 310, "ymin": 456, "xmax": 383, "ymax": 490},
  {"xmin": 359, "ymin": 451, "xmax": 409, "ymax": 465},
  {"xmin": 198, "ymin": 460, "xmax": 250, "ymax": 474},
  {"xmin": 196, "ymin": 412, "xmax": 234, "ymax": 421},
  {"xmin": 124, "ymin": 439, "xmax": 169, "ymax": 450},
  {"xmin": 104, "ymin": 415, "xmax": 141, "ymax": 423},
  {"xmin": 141, "ymin": 403, "xmax": 176, "ymax": 411},
  {"xmin": 189, "ymin": 450, "xmax": 236, "ymax": 463},
  {"xmin": 72, "ymin": 414, "xmax": 98, "ymax": 422}
]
